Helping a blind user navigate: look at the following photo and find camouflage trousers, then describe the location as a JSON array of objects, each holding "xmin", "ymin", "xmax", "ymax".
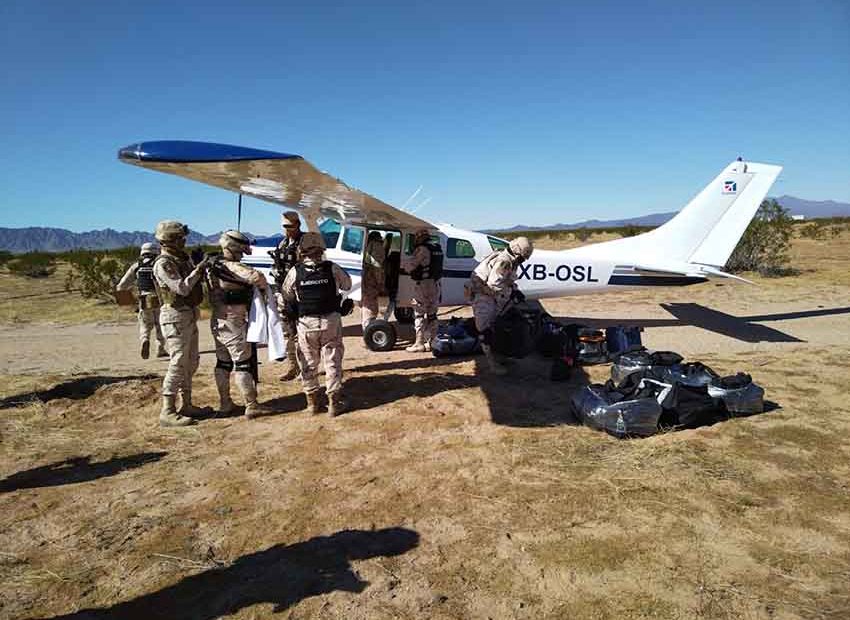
[
  {"xmin": 160, "ymin": 307, "xmax": 200, "ymax": 397},
  {"xmin": 472, "ymin": 292, "xmax": 510, "ymax": 334},
  {"xmin": 139, "ymin": 307, "xmax": 166, "ymax": 347},
  {"xmin": 210, "ymin": 307, "xmax": 252, "ymax": 364},
  {"xmin": 296, "ymin": 313, "xmax": 344, "ymax": 395},
  {"xmin": 412, "ymin": 279, "xmax": 441, "ymax": 343},
  {"xmin": 360, "ymin": 274, "xmax": 383, "ymax": 328}
]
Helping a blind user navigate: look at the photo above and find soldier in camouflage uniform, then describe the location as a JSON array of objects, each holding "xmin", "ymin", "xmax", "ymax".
[
  {"xmin": 360, "ymin": 231, "xmax": 385, "ymax": 329},
  {"xmin": 271, "ymin": 211, "xmax": 304, "ymax": 381},
  {"xmin": 281, "ymin": 232, "xmax": 352, "ymax": 416},
  {"xmin": 153, "ymin": 220, "xmax": 210, "ymax": 427},
  {"xmin": 116, "ymin": 242, "xmax": 167, "ymax": 359},
  {"xmin": 207, "ymin": 230, "xmax": 270, "ymax": 419},
  {"xmin": 467, "ymin": 236, "xmax": 533, "ymax": 375},
  {"xmin": 401, "ymin": 228, "xmax": 443, "ymax": 352}
]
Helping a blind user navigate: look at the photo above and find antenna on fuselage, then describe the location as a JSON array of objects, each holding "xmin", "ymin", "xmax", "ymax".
[
  {"xmin": 399, "ymin": 185, "xmax": 423, "ymax": 212},
  {"xmin": 236, "ymin": 194, "xmax": 243, "ymax": 231}
]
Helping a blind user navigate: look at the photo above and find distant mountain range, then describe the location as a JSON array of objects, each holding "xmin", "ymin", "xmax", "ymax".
[
  {"xmin": 1, "ymin": 195, "xmax": 848, "ymax": 253},
  {"xmin": 0, "ymin": 227, "xmax": 258, "ymax": 254},
  {"xmin": 488, "ymin": 195, "xmax": 850, "ymax": 233}
]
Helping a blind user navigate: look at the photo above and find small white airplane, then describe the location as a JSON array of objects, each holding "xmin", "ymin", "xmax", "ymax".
[{"xmin": 118, "ymin": 141, "xmax": 782, "ymax": 350}]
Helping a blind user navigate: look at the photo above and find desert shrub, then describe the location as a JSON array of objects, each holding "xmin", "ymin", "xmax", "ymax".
[
  {"xmin": 64, "ymin": 247, "xmax": 137, "ymax": 302},
  {"xmin": 726, "ymin": 199, "xmax": 794, "ymax": 276},
  {"xmin": 799, "ymin": 221, "xmax": 827, "ymax": 240},
  {"xmin": 6, "ymin": 252, "xmax": 57, "ymax": 278},
  {"xmin": 0, "ymin": 250, "xmax": 13, "ymax": 267},
  {"xmin": 618, "ymin": 225, "xmax": 643, "ymax": 238},
  {"xmin": 573, "ymin": 227, "xmax": 592, "ymax": 242}
]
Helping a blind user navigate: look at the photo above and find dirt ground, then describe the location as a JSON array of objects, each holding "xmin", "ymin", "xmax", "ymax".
[{"xmin": 1, "ymin": 233, "xmax": 849, "ymax": 619}]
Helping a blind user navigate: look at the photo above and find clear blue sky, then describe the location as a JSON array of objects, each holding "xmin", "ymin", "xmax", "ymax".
[{"xmin": 1, "ymin": 0, "xmax": 848, "ymax": 234}]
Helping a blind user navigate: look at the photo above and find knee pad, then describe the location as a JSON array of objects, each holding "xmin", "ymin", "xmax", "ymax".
[
  {"xmin": 216, "ymin": 358, "xmax": 234, "ymax": 372},
  {"xmin": 234, "ymin": 360, "xmax": 252, "ymax": 373}
]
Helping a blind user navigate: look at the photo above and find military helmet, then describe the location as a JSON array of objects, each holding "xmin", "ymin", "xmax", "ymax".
[
  {"xmin": 219, "ymin": 230, "xmax": 253, "ymax": 255},
  {"xmin": 281, "ymin": 211, "xmax": 301, "ymax": 228},
  {"xmin": 299, "ymin": 231, "xmax": 326, "ymax": 255},
  {"xmin": 140, "ymin": 242, "xmax": 159, "ymax": 255},
  {"xmin": 413, "ymin": 227, "xmax": 431, "ymax": 243},
  {"xmin": 508, "ymin": 236, "xmax": 534, "ymax": 261},
  {"xmin": 154, "ymin": 220, "xmax": 189, "ymax": 242}
]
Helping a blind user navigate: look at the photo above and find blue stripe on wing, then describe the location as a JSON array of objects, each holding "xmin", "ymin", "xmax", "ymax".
[{"xmin": 118, "ymin": 141, "xmax": 302, "ymax": 163}]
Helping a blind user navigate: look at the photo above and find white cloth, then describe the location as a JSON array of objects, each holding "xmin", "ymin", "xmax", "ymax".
[{"xmin": 247, "ymin": 288, "xmax": 287, "ymax": 361}]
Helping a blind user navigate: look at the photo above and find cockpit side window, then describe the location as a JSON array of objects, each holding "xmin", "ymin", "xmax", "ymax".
[
  {"xmin": 319, "ymin": 219, "xmax": 341, "ymax": 250},
  {"xmin": 341, "ymin": 226, "xmax": 365, "ymax": 254},
  {"xmin": 447, "ymin": 238, "xmax": 476, "ymax": 258},
  {"xmin": 487, "ymin": 236, "xmax": 509, "ymax": 252}
]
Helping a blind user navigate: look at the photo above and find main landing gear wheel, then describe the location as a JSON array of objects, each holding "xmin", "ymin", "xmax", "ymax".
[
  {"xmin": 364, "ymin": 319, "xmax": 397, "ymax": 352},
  {"xmin": 394, "ymin": 306, "xmax": 414, "ymax": 324}
]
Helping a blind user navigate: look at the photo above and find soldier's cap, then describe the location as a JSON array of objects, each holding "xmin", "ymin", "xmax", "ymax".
[
  {"xmin": 140, "ymin": 242, "xmax": 159, "ymax": 255},
  {"xmin": 299, "ymin": 231, "xmax": 326, "ymax": 254},
  {"xmin": 220, "ymin": 230, "xmax": 253, "ymax": 255},
  {"xmin": 155, "ymin": 220, "xmax": 189, "ymax": 242},
  {"xmin": 281, "ymin": 211, "xmax": 301, "ymax": 228}
]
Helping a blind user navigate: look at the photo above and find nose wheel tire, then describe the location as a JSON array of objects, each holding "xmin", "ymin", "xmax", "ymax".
[{"xmin": 364, "ymin": 319, "xmax": 397, "ymax": 352}]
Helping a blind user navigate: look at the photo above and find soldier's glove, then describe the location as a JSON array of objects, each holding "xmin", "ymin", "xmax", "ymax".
[{"xmin": 511, "ymin": 288, "xmax": 526, "ymax": 303}]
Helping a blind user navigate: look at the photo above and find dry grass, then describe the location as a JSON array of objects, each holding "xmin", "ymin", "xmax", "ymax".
[{"xmin": 1, "ymin": 231, "xmax": 849, "ymax": 619}]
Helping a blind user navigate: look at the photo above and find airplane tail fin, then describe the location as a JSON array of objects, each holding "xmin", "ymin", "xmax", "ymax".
[{"xmin": 585, "ymin": 160, "xmax": 782, "ymax": 269}]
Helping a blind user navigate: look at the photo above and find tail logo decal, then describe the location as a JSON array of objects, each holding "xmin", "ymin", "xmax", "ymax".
[{"xmin": 722, "ymin": 180, "xmax": 737, "ymax": 194}]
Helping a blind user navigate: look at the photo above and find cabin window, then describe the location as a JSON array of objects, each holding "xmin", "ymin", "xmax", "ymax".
[
  {"xmin": 319, "ymin": 219, "xmax": 341, "ymax": 249},
  {"xmin": 447, "ymin": 238, "xmax": 476, "ymax": 258},
  {"xmin": 404, "ymin": 233, "xmax": 441, "ymax": 254},
  {"xmin": 487, "ymin": 236, "xmax": 509, "ymax": 252},
  {"xmin": 341, "ymin": 226, "xmax": 365, "ymax": 254}
]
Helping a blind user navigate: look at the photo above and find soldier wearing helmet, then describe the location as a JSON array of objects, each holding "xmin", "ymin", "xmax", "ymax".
[
  {"xmin": 207, "ymin": 230, "xmax": 270, "ymax": 419},
  {"xmin": 280, "ymin": 231, "xmax": 352, "ymax": 416},
  {"xmin": 467, "ymin": 236, "xmax": 533, "ymax": 375},
  {"xmin": 401, "ymin": 228, "xmax": 443, "ymax": 352},
  {"xmin": 272, "ymin": 210, "xmax": 304, "ymax": 382},
  {"xmin": 116, "ymin": 242, "xmax": 168, "ymax": 360},
  {"xmin": 152, "ymin": 220, "xmax": 211, "ymax": 427}
]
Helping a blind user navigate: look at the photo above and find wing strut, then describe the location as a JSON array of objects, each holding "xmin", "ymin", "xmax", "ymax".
[{"xmin": 237, "ymin": 194, "xmax": 243, "ymax": 231}]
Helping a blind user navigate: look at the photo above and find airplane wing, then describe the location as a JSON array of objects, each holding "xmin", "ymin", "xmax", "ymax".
[{"xmin": 117, "ymin": 140, "xmax": 434, "ymax": 230}]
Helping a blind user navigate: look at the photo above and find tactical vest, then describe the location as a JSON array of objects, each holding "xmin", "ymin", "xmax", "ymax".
[
  {"xmin": 208, "ymin": 257, "xmax": 253, "ymax": 306},
  {"xmin": 295, "ymin": 261, "xmax": 339, "ymax": 316},
  {"xmin": 209, "ymin": 255, "xmax": 254, "ymax": 306},
  {"xmin": 410, "ymin": 242, "xmax": 444, "ymax": 282},
  {"xmin": 136, "ymin": 255, "xmax": 156, "ymax": 293},
  {"xmin": 155, "ymin": 254, "xmax": 204, "ymax": 309}
]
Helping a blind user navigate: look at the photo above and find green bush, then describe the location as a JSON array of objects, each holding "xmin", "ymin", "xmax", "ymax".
[
  {"xmin": 0, "ymin": 250, "xmax": 13, "ymax": 267},
  {"xmin": 6, "ymin": 252, "xmax": 57, "ymax": 278},
  {"xmin": 64, "ymin": 247, "xmax": 137, "ymax": 302},
  {"xmin": 726, "ymin": 199, "xmax": 794, "ymax": 277}
]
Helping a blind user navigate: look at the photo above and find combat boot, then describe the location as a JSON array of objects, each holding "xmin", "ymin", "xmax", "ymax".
[
  {"xmin": 328, "ymin": 391, "xmax": 349, "ymax": 417},
  {"xmin": 482, "ymin": 344, "xmax": 507, "ymax": 376},
  {"xmin": 305, "ymin": 392, "xmax": 323, "ymax": 415},
  {"xmin": 159, "ymin": 395, "xmax": 195, "ymax": 427},
  {"xmin": 140, "ymin": 340, "xmax": 150, "ymax": 360},
  {"xmin": 279, "ymin": 362, "xmax": 299, "ymax": 382},
  {"xmin": 214, "ymin": 368, "xmax": 235, "ymax": 415},
  {"xmin": 405, "ymin": 333, "xmax": 426, "ymax": 353},
  {"xmin": 244, "ymin": 401, "xmax": 271, "ymax": 419},
  {"xmin": 178, "ymin": 391, "xmax": 211, "ymax": 419}
]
